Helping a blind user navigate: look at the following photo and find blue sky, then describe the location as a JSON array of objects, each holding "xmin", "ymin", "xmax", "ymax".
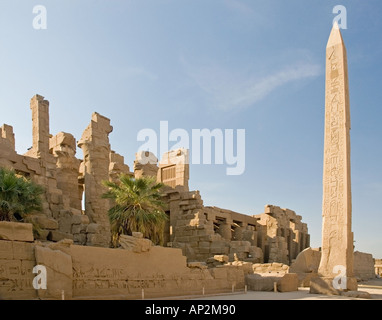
[{"xmin": 1, "ymin": 1, "xmax": 381, "ymax": 258}]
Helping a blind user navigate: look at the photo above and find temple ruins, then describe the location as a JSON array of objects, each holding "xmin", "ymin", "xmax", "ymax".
[
  {"xmin": 0, "ymin": 23, "xmax": 379, "ymax": 300},
  {"xmin": 0, "ymin": 95, "xmax": 311, "ymax": 266}
]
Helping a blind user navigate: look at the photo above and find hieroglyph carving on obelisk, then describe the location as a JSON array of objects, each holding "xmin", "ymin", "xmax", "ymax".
[{"xmin": 318, "ymin": 23, "xmax": 354, "ymax": 282}]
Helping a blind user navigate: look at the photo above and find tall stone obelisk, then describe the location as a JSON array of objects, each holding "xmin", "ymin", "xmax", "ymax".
[{"xmin": 311, "ymin": 23, "xmax": 357, "ymax": 294}]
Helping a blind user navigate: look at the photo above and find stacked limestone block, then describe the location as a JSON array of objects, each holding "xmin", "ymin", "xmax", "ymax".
[
  {"xmin": 0, "ymin": 96, "xmax": 80, "ymax": 242},
  {"xmin": 354, "ymin": 251, "xmax": 376, "ymax": 281},
  {"xmin": 0, "ymin": 222, "xmax": 254, "ymax": 300},
  {"xmin": 0, "ymin": 222, "xmax": 37, "ymax": 299},
  {"xmin": 109, "ymin": 151, "xmax": 133, "ymax": 182},
  {"xmin": 1, "ymin": 97, "xmax": 138, "ymax": 247},
  {"xmin": 252, "ymin": 262, "xmax": 289, "ymax": 275},
  {"xmin": 23, "ymin": 96, "xmax": 67, "ymax": 222},
  {"xmin": 171, "ymin": 190, "xmax": 214, "ymax": 261},
  {"xmin": 49, "ymin": 132, "xmax": 81, "ymax": 211},
  {"xmin": 229, "ymin": 241, "xmax": 263, "ymax": 263},
  {"xmin": 70, "ymin": 214, "xmax": 90, "ymax": 245},
  {"xmin": 268, "ymin": 237, "xmax": 289, "ymax": 265},
  {"xmin": 78, "ymin": 113, "xmax": 113, "ymax": 247},
  {"xmin": 48, "ymin": 131, "xmax": 87, "ymax": 243},
  {"xmin": 170, "ymin": 190, "xmax": 263, "ymax": 264},
  {"xmin": 0, "ymin": 124, "xmax": 16, "ymax": 168},
  {"xmin": 255, "ymin": 205, "xmax": 310, "ymax": 264}
]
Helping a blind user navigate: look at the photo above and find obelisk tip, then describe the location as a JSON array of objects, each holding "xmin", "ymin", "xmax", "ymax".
[{"xmin": 327, "ymin": 22, "xmax": 344, "ymax": 48}]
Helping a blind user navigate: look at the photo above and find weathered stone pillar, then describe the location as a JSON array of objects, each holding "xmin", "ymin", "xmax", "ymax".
[
  {"xmin": 28, "ymin": 95, "xmax": 50, "ymax": 158},
  {"xmin": 0, "ymin": 124, "xmax": 15, "ymax": 150},
  {"xmin": 219, "ymin": 222, "xmax": 232, "ymax": 241},
  {"xmin": 78, "ymin": 112, "xmax": 113, "ymax": 247},
  {"xmin": 109, "ymin": 151, "xmax": 132, "ymax": 182},
  {"xmin": 50, "ymin": 132, "xmax": 81, "ymax": 211},
  {"xmin": 24, "ymin": 95, "xmax": 64, "ymax": 219}
]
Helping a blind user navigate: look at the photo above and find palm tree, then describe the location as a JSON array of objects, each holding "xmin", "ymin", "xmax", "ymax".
[
  {"xmin": 102, "ymin": 175, "xmax": 168, "ymax": 247},
  {"xmin": 0, "ymin": 167, "xmax": 44, "ymax": 222}
]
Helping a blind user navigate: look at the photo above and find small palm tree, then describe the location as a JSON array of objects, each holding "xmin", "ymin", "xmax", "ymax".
[
  {"xmin": 103, "ymin": 175, "xmax": 168, "ymax": 247},
  {"xmin": 0, "ymin": 167, "xmax": 44, "ymax": 222}
]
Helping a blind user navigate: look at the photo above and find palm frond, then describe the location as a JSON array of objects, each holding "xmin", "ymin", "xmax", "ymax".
[
  {"xmin": 103, "ymin": 174, "xmax": 168, "ymax": 246},
  {"xmin": 0, "ymin": 167, "xmax": 44, "ymax": 222}
]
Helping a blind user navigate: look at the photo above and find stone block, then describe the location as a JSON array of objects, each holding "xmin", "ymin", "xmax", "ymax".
[
  {"xmin": 0, "ymin": 258, "xmax": 37, "ymax": 299},
  {"xmin": 49, "ymin": 192, "xmax": 61, "ymax": 205},
  {"xmin": 245, "ymin": 274, "xmax": 275, "ymax": 291},
  {"xmin": 214, "ymin": 255, "xmax": 229, "ymax": 263},
  {"xmin": 119, "ymin": 235, "xmax": 152, "ymax": 253},
  {"xmin": 189, "ymin": 241, "xmax": 199, "ymax": 248},
  {"xmin": 58, "ymin": 214, "xmax": 73, "ymax": 234},
  {"xmin": 0, "ymin": 221, "xmax": 34, "ymax": 242},
  {"xmin": 71, "ymin": 224, "xmax": 87, "ymax": 234},
  {"xmin": 73, "ymin": 233, "xmax": 87, "ymax": 245},
  {"xmin": 86, "ymin": 223, "xmax": 100, "ymax": 234},
  {"xmin": 309, "ymin": 277, "xmax": 340, "ymax": 295},
  {"xmin": 176, "ymin": 236, "xmax": 190, "ymax": 242},
  {"xmin": 354, "ymin": 251, "xmax": 376, "ymax": 281},
  {"xmin": 48, "ymin": 230, "xmax": 74, "ymax": 242},
  {"xmin": 211, "ymin": 267, "xmax": 228, "ymax": 279},
  {"xmin": 211, "ymin": 247, "xmax": 225, "ymax": 254},
  {"xmin": 189, "ymin": 236, "xmax": 200, "ymax": 242},
  {"xmin": 47, "ymin": 239, "xmax": 74, "ymax": 256},
  {"xmin": 277, "ymin": 273, "xmax": 298, "ymax": 292},
  {"xmin": 198, "ymin": 241, "xmax": 210, "ymax": 248},
  {"xmin": 311, "ymin": 276, "xmax": 358, "ymax": 295},
  {"xmin": 198, "ymin": 247, "xmax": 210, "ymax": 254},
  {"xmin": 35, "ymin": 245, "xmax": 72, "ymax": 300},
  {"xmin": 180, "ymin": 230, "xmax": 193, "ymax": 236},
  {"xmin": 32, "ymin": 215, "xmax": 59, "ymax": 230},
  {"xmin": 0, "ymin": 240, "xmax": 13, "ymax": 259},
  {"xmin": 272, "ymin": 262, "xmax": 283, "ymax": 268},
  {"xmin": 72, "ymin": 214, "xmax": 90, "ymax": 225},
  {"xmin": 188, "ymin": 262, "xmax": 207, "ymax": 269},
  {"xmin": 87, "ymin": 233, "xmax": 110, "ymax": 247},
  {"xmin": 246, "ymin": 273, "xmax": 298, "ymax": 292},
  {"xmin": 13, "ymin": 241, "xmax": 35, "ymax": 260},
  {"xmin": 35, "ymin": 229, "xmax": 50, "ymax": 241},
  {"xmin": 290, "ymin": 247, "xmax": 321, "ymax": 273},
  {"xmin": 70, "ymin": 208, "xmax": 83, "ymax": 216}
]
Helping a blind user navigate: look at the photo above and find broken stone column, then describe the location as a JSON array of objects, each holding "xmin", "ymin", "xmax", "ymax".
[
  {"xmin": 23, "ymin": 95, "xmax": 65, "ymax": 219},
  {"xmin": 109, "ymin": 151, "xmax": 133, "ymax": 182},
  {"xmin": 25, "ymin": 95, "xmax": 50, "ymax": 158},
  {"xmin": 50, "ymin": 132, "xmax": 82, "ymax": 211},
  {"xmin": 78, "ymin": 112, "xmax": 113, "ymax": 247},
  {"xmin": 218, "ymin": 221, "xmax": 232, "ymax": 241},
  {"xmin": 0, "ymin": 124, "xmax": 15, "ymax": 150},
  {"xmin": 133, "ymin": 151, "xmax": 159, "ymax": 179},
  {"xmin": 0, "ymin": 124, "xmax": 18, "ymax": 169}
]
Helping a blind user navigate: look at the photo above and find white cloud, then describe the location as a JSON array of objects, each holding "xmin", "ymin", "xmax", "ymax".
[
  {"xmin": 182, "ymin": 59, "xmax": 322, "ymax": 111},
  {"xmin": 228, "ymin": 63, "xmax": 322, "ymax": 110}
]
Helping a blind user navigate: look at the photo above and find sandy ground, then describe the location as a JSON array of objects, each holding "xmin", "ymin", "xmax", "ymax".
[{"xmin": 190, "ymin": 279, "xmax": 382, "ymax": 300}]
